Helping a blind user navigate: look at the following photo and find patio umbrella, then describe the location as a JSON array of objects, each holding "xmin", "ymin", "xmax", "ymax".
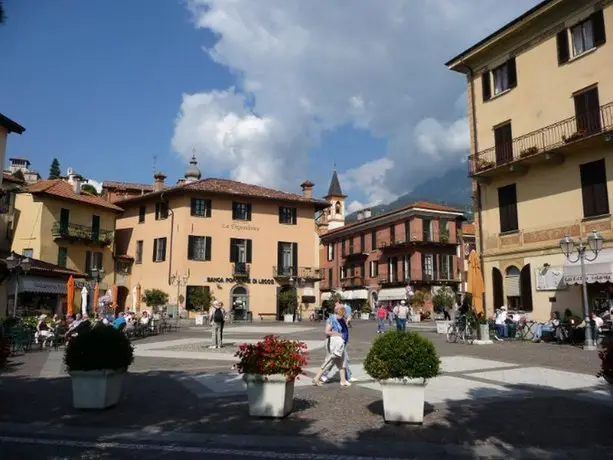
[
  {"xmin": 93, "ymin": 283, "xmax": 100, "ymax": 314},
  {"xmin": 80, "ymin": 286, "xmax": 89, "ymax": 317},
  {"xmin": 467, "ymin": 250, "xmax": 485, "ymax": 315},
  {"xmin": 66, "ymin": 276, "xmax": 75, "ymax": 316}
]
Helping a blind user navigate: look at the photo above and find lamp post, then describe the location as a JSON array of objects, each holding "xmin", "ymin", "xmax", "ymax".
[
  {"xmin": 6, "ymin": 253, "xmax": 32, "ymax": 317},
  {"xmin": 288, "ymin": 276, "xmax": 303, "ymax": 321},
  {"xmin": 90, "ymin": 266, "xmax": 105, "ymax": 283},
  {"xmin": 559, "ymin": 230, "xmax": 604, "ymax": 351},
  {"xmin": 90, "ymin": 266, "xmax": 106, "ymax": 313},
  {"xmin": 170, "ymin": 271, "xmax": 189, "ymax": 319}
]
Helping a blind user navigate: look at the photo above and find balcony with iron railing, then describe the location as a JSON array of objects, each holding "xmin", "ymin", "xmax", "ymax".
[
  {"xmin": 298, "ymin": 267, "xmax": 323, "ymax": 280},
  {"xmin": 273, "ymin": 265, "xmax": 297, "ymax": 278},
  {"xmin": 341, "ymin": 275, "xmax": 364, "ymax": 289},
  {"xmin": 233, "ymin": 262, "xmax": 250, "ymax": 277},
  {"xmin": 378, "ymin": 238, "xmax": 408, "ymax": 250},
  {"xmin": 51, "ymin": 222, "xmax": 114, "ymax": 246},
  {"xmin": 378, "ymin": 274, "xmax": 406, "ymax": 286},
  {"xmin": 469, "ymin": 102, "xmax": 613, "ymax": 177}
]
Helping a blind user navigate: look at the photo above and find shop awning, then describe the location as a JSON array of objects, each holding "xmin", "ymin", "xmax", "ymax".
[
  {"xmin": 347, "ymin": 289, "xmax": 368, "ymax": 300},
  {"xmin": 321, "ymin": 292, "xmax": 332, "ymax": 301},
  {"xmin": 19, "ymin": 276, "xmax": 67, "ymax": 294},
  {"xmin": 378, "ymin": 287, "xmax": 407, "ymax": 302},
  {"xmin": 563, "ymin": 248, "xmax": 613, "ymax": 285},
  {"xmin": 341, "ymin": 291, "xmax": 353, "ymax": 300}
]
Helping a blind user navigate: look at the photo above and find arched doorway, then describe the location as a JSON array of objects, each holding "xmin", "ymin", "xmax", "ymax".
[
  {"xmin": 230, "ymin": 285, "xmax": 249, "ymax": 321},
  {"xmin": 520, "ymin": 264, "xmax": 533, "ymax": 312},
  {"xmin": 116, "ymin": 286, "xmax": 129, "ymax": 312},
  {"xmin": 505, "ymin": 266, "xmax": 521, "ymax": 310},
  {"xmin": 492, "ymin": 267, "xmax": 504, "ymax": 310},
  {"xmin": 277, "ymin": 284, "xmax": 297, "ymax": 320}
]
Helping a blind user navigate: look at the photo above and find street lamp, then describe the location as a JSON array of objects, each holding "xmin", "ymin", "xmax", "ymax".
[
  {"xmin": 6, "ymin": 253, "xmax": 32, "ymax": 317},
  {"xmin": 559, "ymin": 231, "xmax": 604, "ymax": 351},
  {"xmin": 170, "ymin": 271, "xmax": 189, "ymax": 318},
  {"xmin": 90, "ymin": 266, "xmax": 105, "ymax": 282}
]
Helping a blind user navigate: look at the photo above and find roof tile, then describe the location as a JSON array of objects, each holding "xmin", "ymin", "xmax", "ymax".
[
  {"xmin": 23, "ymin": 180, "xmax": 123, "ymax": 212},
  {"xmin": 102, "ymin": 180, "xmax": 156, "ymax": 191}
]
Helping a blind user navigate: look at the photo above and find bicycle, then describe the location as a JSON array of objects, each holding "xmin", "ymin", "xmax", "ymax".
[{"xmin": 446, "ymin": 315, "xmax": 475, "ymax": 344}]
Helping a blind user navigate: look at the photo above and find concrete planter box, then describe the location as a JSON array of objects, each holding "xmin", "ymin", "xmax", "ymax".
[
  {"xmin": 360, "ymin": 313, "xmax": 370, "ymax": 320},
  {"xmin": 435, "ymin": 321, "xmax": 451, "ymax": 334},
  {"xmin": 478, "ymin": 324, "xmax": 490, "ymax": 340},
  {"xmin": 379, "ymin": 378, "xmax": 427, "ymax": 423},
  {"xmin": 195, "ymin": 314, "xmax": 206, "ymax": 326},
  {"xmin": 283, "ymin": 314, "xmax": 294, "ymax": 323},
  {"xmin": 410, "ymin": 314, "xmax": 421, "ymax": 323},
  {"xmin": 245, "ymin": 374, "xmax": 295, "ymax": 418},
  {"xmin": 70, "ymin": 369, "xmax": 125, "ymax": 409}
]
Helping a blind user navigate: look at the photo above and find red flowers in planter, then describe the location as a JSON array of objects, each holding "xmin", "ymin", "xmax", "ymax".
[
  {"xmin": 597, "ymin": 341, "xmax": 613, "ymax": 384},
  {"xmin": 235, "ymin": 335, "xmax": 308, "ymax": 382}
]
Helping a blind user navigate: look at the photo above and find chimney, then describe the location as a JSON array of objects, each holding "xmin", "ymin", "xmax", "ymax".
[
  {"xmin": 363, "ymin": 208, "xmax": 372, "ymax": 219},
  {"xmin": 300, "ymin": 180, "xmax": 314, "ymax": 199},
  {"xmin": 356, "ymin": 211, "xmax": 364, "ymax": 221},
  {"xmin": 154, "ymin": 172, "xmax": 166, "ymax": 192},
  {"xmin": 66, "ymin": 168, "xmax": 81, "ymax": 194}
]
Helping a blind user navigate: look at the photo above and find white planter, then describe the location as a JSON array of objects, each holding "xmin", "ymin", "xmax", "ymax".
[
  {"xmin": 244, "ymin": 374, "xmax": 295, "ymax": 418},
  {"xmin": 360, "ymin": 313, "xmax": 370, "ymax": 320},
  {"xmin": 380, "ymin": 378, "xmax": 427, "ymax": 423},
  {"xmin": 70, "ymin": 369, "xmax": 125, "ymax": 409},
  {"xmin": 195, "ymin": 314, "xmax": 206, "ymax": 326},
  {"xmin": 436, "ymin": 321, "xmax": 451, "ymax": 334},
  {"xmin": 411, "ymin": 314, "xmax": 421, "ymax": 323},
  {"xmin": 283, "ymin": 314, "xmax": 294, "ymax": 323}
]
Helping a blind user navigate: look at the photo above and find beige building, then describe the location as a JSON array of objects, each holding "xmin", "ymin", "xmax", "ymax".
[
  {"xmin": 0, "ymin": 113, "xmax": 25, "ymax": 187},
  {"xmin": 113, "ymin": 160, "xmax": 329, "ymax": 319},
  {"xmin": 447, "ymin": 0, "xmax": 613, "ymax": 320},
  {"xmin": 460, "ymin": 223, "xmax": 477, "ymax": 294}
]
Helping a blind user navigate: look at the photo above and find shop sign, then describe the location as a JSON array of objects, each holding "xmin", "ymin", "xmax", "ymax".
[
  {"xmin": 222, "ymin": 223, "xmax": 260, "ymax": 232},
  {"xmin": 206, "ymin": 277, "xmax": 275, "ymax": 285}
]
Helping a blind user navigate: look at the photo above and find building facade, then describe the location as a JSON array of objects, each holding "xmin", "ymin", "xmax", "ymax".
[
  {"xmin": 113, "ymin": 161, "xmax": 328, "ymax": 319},
  {"xmin": 460, "ymin": 223, "xmax": 477, "ymax": 293},
  {"xmin": 101, "ymin": 180, "xmax": 157, "ymax": 203},
  {"xmin": 447, "ymin": 0, "xmax": 613, "ymax": 320},
  {"xmin": 0, "ymin": 113, "xmax": 25, "ymax": 187}
]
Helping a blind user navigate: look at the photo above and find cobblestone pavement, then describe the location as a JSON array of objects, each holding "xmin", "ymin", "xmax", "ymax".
[{"xmin": 1, "ymin": 320, "xmax": 610, "ymax": 459}]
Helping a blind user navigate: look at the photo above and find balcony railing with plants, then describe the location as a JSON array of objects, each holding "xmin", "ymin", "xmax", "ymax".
[
  {"xmin": 298, "ymin": 267, "xmax": 323, "ymax": 280},
  {"xmin": 469, "ymin": 102, "xmax": 613, "ymax": 176},
  {"xmin": 51, "ymin": 222, "xmax": 113, "ymax": 245},
  {"xmin": 273, "ymin": 265, "xmax": 297, "ymax": 278},
  {"xmin": 378, "ymin": 274, "xmax": 405, "ymax": 286},
  {"xmin": 378, "ymin": 239, "xmax": 408, "ymax": 250},
  {"xmin": 233, "ymin": 262, "xmax": 250, "ymax": 277},
  {"xmin": 341, "ymin": 276, "xmax": 364, "ymax": 288}
]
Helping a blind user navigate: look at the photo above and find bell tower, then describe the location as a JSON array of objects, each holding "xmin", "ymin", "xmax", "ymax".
[{"xmin": 324, "ymin": 169, "xmax": 346, "ymax": 230}]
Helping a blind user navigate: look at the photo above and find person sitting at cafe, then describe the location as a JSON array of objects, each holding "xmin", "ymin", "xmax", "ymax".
[
  {"xmin": 576, "ymin": 311, "xmax": 604, "ymax": 341},
  {"xmin": 35, "ymin": 314, "xmax": 54, "ymax": 346},
  {"xmin": 533, "ymin": 311, "xmax": 561, "ymax": 342},
  {"xmin": 494, "ymin": 306, "xmax": 508, "ymax": 340}
]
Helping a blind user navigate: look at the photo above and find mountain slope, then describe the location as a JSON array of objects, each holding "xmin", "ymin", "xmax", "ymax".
[{"xmin": 346, "ymin": 163, "xmax": 473, "ymax": 222}]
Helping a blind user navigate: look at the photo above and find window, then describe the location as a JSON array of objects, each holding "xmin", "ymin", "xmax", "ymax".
[
  {"xmin": 59, "ymin": 208, "xmax": 70, "ymax": 233},
  {"xmin": 360, "ymin": 234, "xmax": 365, "ymax": 253},
  {"xmin": 279, "ymin": 206, "xmax": 297, "ymax": 225},
  {"xmin": 138, "ymin": 206, "xmax": 146, "ymax": 223},
  {"xmin": 191, "ymin": 198, "xmax": 212, "ymax": 218},
  {"xmin": 390, "ymin": 225, "xmax": 395, "ymax": 243},
  {"xmin": 557, "ymin": 10, "xmax": 606, "ymax": 64},
  {"xmin": 57, "ymin": 247, "xmax": 68, "ymax": 268},
  {"xmin": 277, "ymin": 241, "xmax": 297, "ymax": 276},
  {"xmin": 135, "ymin": 240, "xmax": 143, "ymax": 264},
  {"xmin": 341, "ymin": 239, "xmax": 347, "ymax": 257},
  {"xmin": 327, "ymin": 243, "xmax": 334, "ymax": 261},
  {"xmin": 423, "ymin": 219, "xmax": 432, "ymax": 241},
  {"xmin": 574, "ymin": 86, "xmax": 601, "ymax": 135},
  {"xmin": 328, "ymin": 268, "xmax": 333, "ymax": 286},
  {"xmin": 440, "ymin": 255, "xmax": 452, "ymax": 280},
  {"xmin": 580, "ymin": 159, "xmax": 609, "ymax": 218},
  {"xmin": 91, "ymin": 215, "xmax": 100, "ymax": 241},
  {"xmin": 232, "ymin": 202, "xmax": 251, "ymax": 221},
  {"xmin": 388, "ymin": 257, "xmax": 398, "ymax": 282},
  {"xmin": 369, "ymin": 260, "xmax": 379, "ymax": 278},
  {"xmin": 481, "ymin": 58, "xmax": 517, "ymax": 101},
  {"xmin": 85, "ymin": 251, "xmax": 103, "ymax": 275},
  {"xmin": 423, "ymin": 254, "xmax": 434, "ymax": 280},
  {"xmin": 403, "ymin": 254, "xmax": 411, "ymax": 281},
  {"xmin": 494, "ymin": 122, "xmax": 513, "ymax": 165},
  {"xmin": 22, "ymin": 248, "xmax": 33, "ymax": 258},
  {"xmin": 188, "ymin": 236, "xmax": 212, "ymax": 261},
  {"xmin": 152, "ymin": 237, "xmax": 167, "ymax": 262},
  {"xmin": 498, "ymin": 184, "xmax": 519, "ymax": 233},
  {"xmin": 340, "ymin": 266, "xmax": 346, "ymax": 280},
  {"xmin": 405, "ymin": 221, "xmax": 410, "ymax": 242},
  {"xmin": 371, "ymin": 231, "xmax": 376, "ymax": 251},
  {"xmin": 230, "ymin": 238, "xmax": 253, "ymax": 263},
  {"xmin": 155, "ymin": 202, "xmax": 168, "ymax": 220}
]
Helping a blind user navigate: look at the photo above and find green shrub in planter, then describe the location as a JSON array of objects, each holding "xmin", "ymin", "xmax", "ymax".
[
  {"xmin": 364, "ymin": 331, "xmax": 441, "ymax": 381},
  {"xmin": 65, "ymin": 326, "xmax": 134, "ymax": 372}
]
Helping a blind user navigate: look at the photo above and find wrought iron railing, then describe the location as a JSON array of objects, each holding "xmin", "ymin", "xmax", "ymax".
[
  {"xmin": 233, "ymin": 263, "xmax": 250, "ymax": 277},
  {"xmin": 470, "ymin": 102, "xmax": 613, "ymax": 176},
  {"xmin": 273, "ymin": 265, "xmax": 296, "ymax": 277},
  {"xmin": 341, "ymin": 276, "xmax": 364, "ymax": 288},
  {"xmin": 51, "ymin": 222, "xmax": 113, "ymax": 245},
  {"xmin": 298, "ymin": 267, "xmax": 323, "ymax": 280}
]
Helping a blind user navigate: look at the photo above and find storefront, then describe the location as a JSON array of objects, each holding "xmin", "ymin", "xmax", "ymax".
[{"xmin": 563, "ymin": 248, "xmax": 613, "ymax": 316}]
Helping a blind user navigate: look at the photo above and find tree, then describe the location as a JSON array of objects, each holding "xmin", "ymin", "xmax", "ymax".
[
  {"xmin": 12, "ymin": 169, "xmax": 24, "ymax": 181},
  {"xmin": 186, "ymin": 287, "xmax": 214, "ymax": 312},
  {"xmin": 432, "ymin": 286, "xmax": 455, "ymax": 314},
  {"xmin": 48, "ymin": 158, "xmax": 61, "ymax": 179},
  {"xmin": 80, "ymin": 183, "xmax": 97, "ymax": 195},
  {"xmin": 142, "ymin": 289, "xmax": 168, "ymax": 311},
  {"xmin": 279, "ymin": 289, "xmax": 298, "ymax": 315}
]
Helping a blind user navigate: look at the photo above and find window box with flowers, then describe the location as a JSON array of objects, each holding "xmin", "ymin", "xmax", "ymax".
[
  {"xmin": 519, "ymin": 146, "xmax": 538, "ymax": 158},
  {"xmin": 235, "ymin": 335, "xmax": 308, "ymax": 418},
  {"xmin": 562, "ymin": 130, "xmax": 586, "ymax": 144}
]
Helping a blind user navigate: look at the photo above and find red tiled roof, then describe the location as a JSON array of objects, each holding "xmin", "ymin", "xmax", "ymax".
[
  {"xmin": 102, "ymin": 180, "xmax": 157, "ymax": 192},
  {"xmin": 2, "ymin": 172, "xmax": 25, "ymax": 184},
  {"xmin": 323, "ymin": 201, "xmax": 464, "ymax": 237},
  {"xmin": 22, "ymin": 180, "xmax": 124, "ymax": 212},
  {"xmin": 0, "ymin": 251, "xmax": 83, "ymax": 277},
  {"xmin": 462, "ymin": 223, "xmax": 476, "ymax": 235},
  {"xmin": 114, "ymin": 177, "xmax": 330, "ymax": 210}
]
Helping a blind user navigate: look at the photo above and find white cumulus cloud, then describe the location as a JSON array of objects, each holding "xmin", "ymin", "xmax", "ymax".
[{"xmin": 173, "ymin": 0, "xmax": 540, "ymax": 204}]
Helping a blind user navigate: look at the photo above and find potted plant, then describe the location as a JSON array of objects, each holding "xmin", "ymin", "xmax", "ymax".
[
  {"xmin": 364, "ymin": 331, "xmax": 440, "ymax": 423},
  {"xmin": 597, "ymin": 340, "xmax": 613, "ymax": 399},
  {"xmin": 279, "ymin": 289, "xmax": 298, "ymax": 323},
  {"xmin": 432, "ymin": 287, "xmax": 454, "ymax": 334},
  {"xmin": 519, "ymin": 146, "xmax": 539, "ymax": 158},
  {"xmin": 64, "ymin": 326, "xmax": 134, "ymax": 409},
  {"xmin": 359, "ymin": 301, "xmax": 371, "ymax": 320},
  {"xmin": 235, "ymin": 335, "xmax": 308, "ymax": 418}
]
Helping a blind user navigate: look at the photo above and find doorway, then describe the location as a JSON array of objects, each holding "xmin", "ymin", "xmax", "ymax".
[
  {"xmin": 520, "ymin": 264, "xmax": 533, "ymax": 312},
  {"xmin": 230, "ymin": 285, "xmax": 249, "ymax": 321},
  {"xmin": 492, "ymin": 267, "xmax": 504, "ymax": 309},
  {"xmin": 116, "ymin": 286, "xmax": 129, "ymax": 312}
]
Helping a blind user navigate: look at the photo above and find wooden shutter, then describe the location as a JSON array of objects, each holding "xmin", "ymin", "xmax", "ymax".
[
  {"xmin": 291, "ymin": 207, "xmax": 297, "ymax": 224},
  {"xmin": 494, "ymin": 122, "xmax": 513, "ymax": 164},
  {"xmin": 580, "ymin": 160, "xmax": 609, "ymax": 217},
  {"xmin": 246, "ymin": 239, "xmax": 252, "ymax": 263},
  {"xmin": 230, "ymin": 238, "xmax": 237, "ymax": 262},
  {"xmin": 481, "ymin": 71, "xmax": 491, "ymax": 101},
  {"xmin": 246, "ymin": 204, "xmax": 252, "ymax": 221},
  {"xmin": 592, "ymin": 10, "xmax": 606, "ymax": 47},
  {"xmin": 507, "ymin": 58, "xmax": 517, "ymax": 89},
  {"xmin": 556, "ymin": 30, "xmax": 570, "ymax": 64},
  {"xmin": 292, "ymin": 243, "xmax": 298, "ymax": 276},
  {"xmin": 85, "ymin": 251, "xmax": 91, "ymax": 274},
  {"xmin": 187, "ymin": 236, "xmax": 194, "ymax": 260},
  {"xmin": 504, "ymin": 273, "xmax": 521, "ymax": 297},
  {"xmin": 161, "ymin": 238, "xmax": 166, "ymax": 261},
  {"xmin": 585, "ymin": 87, "xmax": 602, "ymax": 133},
  {"xmin": 152, "ymin": 239, "xmax": 158, "ymax": 262},
  {"xmin": 277, "ymin": 242, "xmax": 283, "ymax": 274},
  {"xmin": 205, "ymin": 199, "xmax": 212, "ymax": 217},
  {"xmin": 205, "ymin": 237, "xmax": 212, "ymax": 261},
  {"xmin": 328, "ymin": 268, "xmax": 333, "ymax": 285},
  {"xmin": 498, "ymin": 184, "xmax": 518, "ymax": 232}
]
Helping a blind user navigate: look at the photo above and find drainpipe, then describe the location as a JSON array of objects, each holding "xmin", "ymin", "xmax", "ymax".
[
  {"xmin": 461, "ymin": 60, "xmax": 487, "ymax": 317},
  {"xmin": 161, "ymin": 192, "xmax": 175, "ymax": 286}
]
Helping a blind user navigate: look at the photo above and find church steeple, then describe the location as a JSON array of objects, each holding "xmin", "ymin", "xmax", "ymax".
[
  {"xmin": 324, "ymin": 169, "xmax": 346, "ymax": 230},
  {"xmin": 325, "ymin": 169, "xmax": 346, "ymax": 199}
]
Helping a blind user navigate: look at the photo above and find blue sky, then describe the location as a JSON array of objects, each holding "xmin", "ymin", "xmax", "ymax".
[{"xmin": 1, "ymin": 0, "xmax": 538, "ymax": 208}]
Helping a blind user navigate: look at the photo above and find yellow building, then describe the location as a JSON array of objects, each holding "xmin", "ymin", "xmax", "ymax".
[
  {"xmin": 113, "ymin": 159, "xmax": 329, "ymax": 319},
  {"xmin": 447, "ymin": 1, "xmax": 613, "ymax": 320},
  {"xmin": 11, "ymin": 172, "xmax": 122, "ymax": 312}
]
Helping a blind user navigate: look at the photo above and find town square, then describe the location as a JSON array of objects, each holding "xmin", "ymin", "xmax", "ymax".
[{"xmin": 2, "ymin": 0, "xmax": 613, "ymax": 458}]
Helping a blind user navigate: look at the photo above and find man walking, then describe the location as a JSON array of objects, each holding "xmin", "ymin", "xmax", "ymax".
[
  {"xmin": 393, "ymin": 300, "xmax": 410, "ymax": 331},
  {"xmin": 209, "ymin": 301, "xmax": 226, "ymax": 349}
]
